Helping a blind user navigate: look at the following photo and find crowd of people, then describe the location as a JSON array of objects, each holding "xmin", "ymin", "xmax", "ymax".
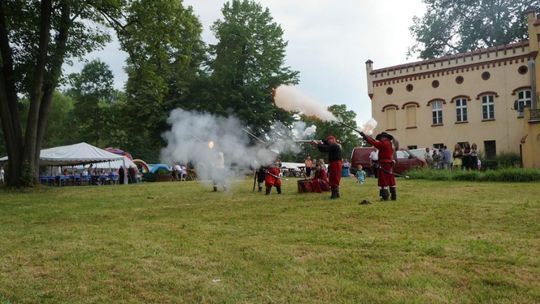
[{"xmin": 423, "ymin": 143, "xmax": 481, "ymax": 171}]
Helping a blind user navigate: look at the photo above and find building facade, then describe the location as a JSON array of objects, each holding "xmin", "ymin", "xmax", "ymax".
[{"xmin": 366, "ymin": 10, "xmax": 540, "ymax": 167}]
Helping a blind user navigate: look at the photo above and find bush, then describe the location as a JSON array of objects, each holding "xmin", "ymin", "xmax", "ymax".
[
  {"xmin": 408, "ymin": 168, "xmax": 540, "ymax": 182},
  {"xmin": 494, "ymin": 152, "xmax": 521, "ymax": 168}
]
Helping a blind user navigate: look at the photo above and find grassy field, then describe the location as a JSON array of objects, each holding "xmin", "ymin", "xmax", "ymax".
[{"xmin": 1, "ymin": 177, "xmax": 539, "ymax": 303}]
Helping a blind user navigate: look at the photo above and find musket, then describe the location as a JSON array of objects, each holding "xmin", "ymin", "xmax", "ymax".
[
  {"xmin": 338, "ymin": 121, "xmax": 361, "ymax": 134},
  {"xmin": 294, "ymin": 139, "xmax": 316, "ymax": 143}
]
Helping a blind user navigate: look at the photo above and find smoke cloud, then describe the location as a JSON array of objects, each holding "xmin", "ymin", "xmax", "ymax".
[
  {"xmin": 160, "ymin": 109, "xmax": 316, "ymax": 187},
  {"xmin": 274, "ymin": 85, "xmax": 337, "ymax": 122}
]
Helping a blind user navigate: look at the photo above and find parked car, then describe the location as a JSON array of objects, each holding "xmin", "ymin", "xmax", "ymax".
[{"xmin": 349, "ymin": 147, "xmax": 426, "ymax": 176}]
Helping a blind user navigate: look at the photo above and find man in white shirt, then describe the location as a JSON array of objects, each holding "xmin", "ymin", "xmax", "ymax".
[{"xmin": 369, "ymin": 149, "xmax": 379, "ymax": 177}]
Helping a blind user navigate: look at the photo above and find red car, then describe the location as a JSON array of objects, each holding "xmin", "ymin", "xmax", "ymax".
[{"xmin": 349, "ymin": 147, "xmax": 426, "ymax": 176}]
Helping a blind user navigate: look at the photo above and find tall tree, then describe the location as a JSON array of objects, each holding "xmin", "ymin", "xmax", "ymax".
[
  {"xmin": 67, "ymin": 59, "xmax": 115, "ymax": 147},
  {"xmin": 0, "ymin": 0, "xmax": 122, "ymax": 187},
  {"xmin": 118, "ymin": 0, "xmax": 206, "ymax": 162},
  {"xmin": 209, "ymin": 0, "xmax": 299, "ymax": 135},
  {"xmin": 409, "ymin": 0, "xmax": 538, "ymax": 59}
]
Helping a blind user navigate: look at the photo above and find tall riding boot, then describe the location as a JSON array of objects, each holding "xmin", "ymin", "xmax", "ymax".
[
  {"xmin": 330, "ymin": 188, "xmax": 337, "ymax": 199},
  {"xmin": 379, "ymin": 188, "xmax": 384, "ymax": 199},
  {"xmin": 381, "ymin": 188, "xmax": 389, "ymax": 201},
  {"xmin": 336, "ymin": 187, "xmax": 340, "ymax": 198},
  {"xmin": 258, "ymin": 184, "xmax": 262, "ymax": 192},
  {"xmin": 276, "ymin": 186, "xmax": 282, "ymax": 194},
  {"xmin": 265, "ymin": 186, "xmax": 271, "ymax": 195},
  {"xmin": 390, "ymin": 187, "xmax": 397, "ymax": 201},
  {"xmin": 213, "ymin": 186, "xmax": 217, "ymax": 192}
]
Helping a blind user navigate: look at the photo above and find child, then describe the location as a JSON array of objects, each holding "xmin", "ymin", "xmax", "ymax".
[{"xmin": 355, "ymin": 165, "xmax": 366, "ymax": 185}]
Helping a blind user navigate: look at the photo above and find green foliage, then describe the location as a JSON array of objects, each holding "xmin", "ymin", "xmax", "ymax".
[
  {"xmin": 66, "ymin": 59, "xmax": 117, "ymax": 147},
  {"xmin": 41, "ymin": 91, "xmax": 75, "ymax": 148},
  {"xmin": 208, "ymin": 0, "xmax": 299, "ymax": 135},
  {"xmin": 409, "ymin": 0, "xmax": 537, "ymax": 59},
  {"xmin": 119, "ymin": 0, "xmax": 206, "ymax": 161},
  {"xmin": 408, "ymin": 167, "xmax": 540, "ymax": 182}
]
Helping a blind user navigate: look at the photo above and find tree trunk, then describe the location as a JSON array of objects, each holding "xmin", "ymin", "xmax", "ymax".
[
  {"xmin": 34, "ymin": 3, "xmax": 71, "ymax": 175},
  {"xmin": 19, "ymin": 0, "xmax": 52, "ymax": 186},
  {"xmin": 0, "ymin": 2, "xmax": 23, "ymax": 186}
]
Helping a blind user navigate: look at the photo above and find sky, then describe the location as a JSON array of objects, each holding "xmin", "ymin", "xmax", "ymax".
[{"xmin": 66, "ymin": 0, "xmax": 427, "ymax": 125}]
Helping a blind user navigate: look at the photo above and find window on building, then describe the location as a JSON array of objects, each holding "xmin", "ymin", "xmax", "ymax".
[
  {"xmin": 484, "ymin": 140, "xmax": 496, "ymax": 159},
  {"xmin": 407, "ymin": 145, "xmax": 417, "ymax": 149},
  {"xmin": 481, "ymin": 95, "xmax": 495, "ymax": 120},
  {"xmin": 406, "ymin": 105, "xmax": 417, "ymax": 127},
  {"xmin": 516, "ymin": 89, "xmax": 532, "ymax": 117},
  {"xmin": 433, "ymin": 143, "xmax": 444, "ymax": 149},
  {"xmin": 455, "ymin": 98, "xmax": 468, "ymax": 122},
  {"xmin": 386, "ymin": 107, "xmax": 397, "ymax": 130},
  {"xmin": 431, "ymin": 100, "xmax": 443, "ymax": 125}
]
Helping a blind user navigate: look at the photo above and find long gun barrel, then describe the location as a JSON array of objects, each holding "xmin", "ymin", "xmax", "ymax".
[
  {"xmin": 294, "ymin": 139, "xmax": 321, "ymax": 144},
  {"xmin": 338, "ymin": 121, "xmax": 361, "ymax": 134}
]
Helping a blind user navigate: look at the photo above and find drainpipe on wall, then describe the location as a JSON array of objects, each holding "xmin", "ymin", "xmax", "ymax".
[{"xmin": 529, "ymin": 59, "xmax": 537, "ymax": 109}]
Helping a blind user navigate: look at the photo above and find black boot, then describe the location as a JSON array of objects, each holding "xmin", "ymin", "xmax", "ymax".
[
  {"xmin": 381, "ymin": 188, "xmax": 389, "ymax": 201},
  {"xmin": 265, "ymin": 186, "xmax": 271, "ymax": 195},
  {"xmin": 258, "ymin": 185, "xmax": 262, "ymax": 192},
  {"xmin": 390, "ymin": 187, "xmax": 397, "ymax": 201},
  {"xmin": 330, "ymin": 188, "xmax": 337, "ymax": 199},
  {"xmin": 336, "ymin": 187, "xmax": 340, "ymax": 198},
  {"xmin": 276, "ymin": 186, "xmax": 281, "ymax": 194},
  {"xmin": 213, "ymin": 186, "xmax": 217, "ymax": 192}
]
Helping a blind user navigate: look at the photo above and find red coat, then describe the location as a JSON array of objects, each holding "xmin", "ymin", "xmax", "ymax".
[
  {"xmin": 265, "ymin": 166, "xmax": 281, "ymax": 187},
  {"xmin": 365, "ymin": 136, "xmax": 396, "ymax": 187}
]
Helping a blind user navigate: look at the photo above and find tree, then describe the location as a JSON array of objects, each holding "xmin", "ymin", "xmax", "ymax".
[
  {"xmin": 0, "ymin": 0, "xmax": 122, "ymax": 187},
  {"xmin": 409, "ymin": 0, "xmax": 538, "ymax": 59},
  {"xmin": 208, "ymin": 0, "xmax": 299, "ymax": 135},
  {"xmin": 67, "ymin": 59, "xmax": 116, "ymax": 147},
  {"xmin": 118, "ymin": 0, "xmax": 206, "ymax": 161}
]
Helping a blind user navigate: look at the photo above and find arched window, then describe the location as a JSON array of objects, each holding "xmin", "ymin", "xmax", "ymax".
[
  {"xmin": 431, "ymin": 100, "xmax": 443, "ymax": 125},
  {"xmin": 386, "ymin": 107, "xmax": 397, "ymax": 130},
  {"xmin": 454, "ymin": 97, "xmax": 468, "ymax": 122},
  {"xmin": 406, "ymin": 105, "xmax": 417, "ymax": 128}
]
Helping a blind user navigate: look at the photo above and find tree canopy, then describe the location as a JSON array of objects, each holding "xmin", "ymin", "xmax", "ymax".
[
  {"xmin": 208, "ymin": 0, "xmax": 299, "ymax": 135},
  {"xmin": 409, "ymin": 0, "xmax": 538, "ymax": 59}
]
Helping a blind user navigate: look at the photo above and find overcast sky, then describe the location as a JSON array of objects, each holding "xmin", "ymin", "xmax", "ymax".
[{"xmin": 66, "ymin": 0, "xmax": 426, "ymax": 125}]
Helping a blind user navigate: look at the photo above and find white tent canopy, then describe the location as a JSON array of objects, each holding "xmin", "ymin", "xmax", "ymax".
[{"xmin": 0, "ymin": 142, "xmax": 128, "ymax": 166}]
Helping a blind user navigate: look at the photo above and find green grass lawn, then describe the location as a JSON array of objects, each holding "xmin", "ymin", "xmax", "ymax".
[{"xmin": 1, "ymin": 177, "xmax": 539, "ymax": 303}]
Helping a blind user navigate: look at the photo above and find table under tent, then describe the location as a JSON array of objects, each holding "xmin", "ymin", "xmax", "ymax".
[{"xmin": 0, "ymin": 142, "xmax": 136, "ymax": 186}]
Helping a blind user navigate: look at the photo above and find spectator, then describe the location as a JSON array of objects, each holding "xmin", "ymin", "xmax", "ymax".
[
  {"xmin": 452, "ymin": 144, "xmax": 463, "ymax": 170},
  {"xmin": 471, "ymin": 143, "xmax": 479, "ymax": 171},
  {"xmin": 369, "ymin": 148, "xmax": 379, "ymax": 177},
  {"xmin": 355, "ymin": 164, "xmax": 366, "ymax": 185},
  {"xmin": 304, "ymin": 155, "xmax": 314, "ymax": 178},
  {"xmin": 424, "ymin": 147, "xmax": 433, "ymax": 168},
  {"xmin": 0, "ymin": 165, "xmax": 4, "ymax": 184},
  {"xmin": 442, "ymin": 146, "xmax": 452, "ymax": 170}
]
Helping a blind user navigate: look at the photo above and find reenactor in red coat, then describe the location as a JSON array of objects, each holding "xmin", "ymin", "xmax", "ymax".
[
  {"xmin": 264, "ymin": 163, "xmax": 282, "ymax": 195},
  {"xmin": 313, "ymin": 135, "xmax": 342, "ymax": 199},
  {"xmin": 359, "ymin": 131, "xmax": 397, "ymax": 201}
]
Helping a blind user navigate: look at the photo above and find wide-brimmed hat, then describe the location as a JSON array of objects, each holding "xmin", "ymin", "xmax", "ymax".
[{"xmin": 375, "ymin": 132, "xmax": 394, "ymax": 140}]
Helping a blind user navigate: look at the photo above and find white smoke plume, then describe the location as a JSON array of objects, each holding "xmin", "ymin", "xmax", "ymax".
[
  {"xmin": 274, "ymin": 85, "xmax": 338, "ymax": 122},
  {"xmin": 360, "ymin": 118, "xmax": 378, "ymax": 135},
  {"xmin": 161, "ymin": 109, "xmax": 317, "ymax": 187}
]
